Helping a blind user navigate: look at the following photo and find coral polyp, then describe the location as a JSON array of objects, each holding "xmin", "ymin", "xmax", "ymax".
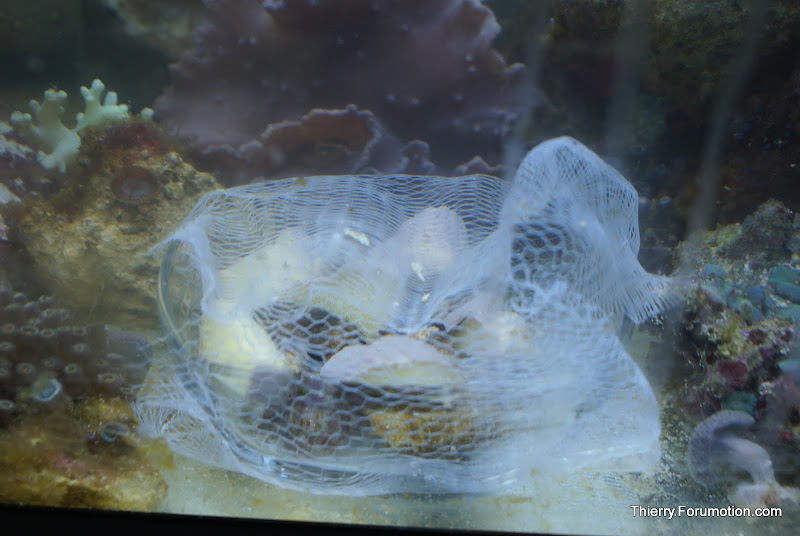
[
  {"xmin": 0, "ymin": 282, "xmax": 151, "ymax": 423},
  {"xmin": 97, "ymin": 421, "xmax": 131, "ymax": 444},
  {"xmin": 31, "ymin": 377, "xmax": 62, "ymax": 404},
  {"xmin": 0, "ymin": 398, "xmax": 15, "ymax": 425},
  {"xmin": 0, "ymin": 282, "xmax": 166, "ymax": 509},
  {"xmin": 110, "ymin": 166, "xmax": 161, "ymax": 205}
]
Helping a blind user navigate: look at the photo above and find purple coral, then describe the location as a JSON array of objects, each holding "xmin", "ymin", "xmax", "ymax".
[
  {"xmin": 689, "ymin": 409, "xmax": 800, "ymax": 506},
  {"xmin": 688, "ymin": 410, "xmax": 774, "ymax": 486},
  {"xmin": 155, "ymin": 0, "xmax": 529, "ymax": 182}
]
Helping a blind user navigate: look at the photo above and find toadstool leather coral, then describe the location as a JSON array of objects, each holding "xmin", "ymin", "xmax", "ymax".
[{"xmin": 154, "ymin": 0, "xmax": 530, "ymax": 183}]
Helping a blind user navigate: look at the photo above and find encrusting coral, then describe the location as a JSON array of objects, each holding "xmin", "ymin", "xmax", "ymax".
[
  {"xmin": 0, "ymin": 282, "xmax": 166, "ymax": 510},
  {"xmin": 154, "ymin": 0, "xmax": 529, "ymax": 183},
  {"xmin": 0, "ymin": 281, "xmax": 152, "ymax": 409},
  {"xmin": 671, "ymin": 201, "xmax": 800, "ymax": 420}
]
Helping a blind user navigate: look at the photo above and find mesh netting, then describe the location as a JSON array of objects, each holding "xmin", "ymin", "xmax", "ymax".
[{"xmin": 138, "ymin": 136, "xmax": 669, "ymax": 495}]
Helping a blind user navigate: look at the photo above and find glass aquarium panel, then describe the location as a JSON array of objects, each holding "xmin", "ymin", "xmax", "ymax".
[{"xmin": 0, "ymin": 1, "xmax": 798, "ymax": 534}]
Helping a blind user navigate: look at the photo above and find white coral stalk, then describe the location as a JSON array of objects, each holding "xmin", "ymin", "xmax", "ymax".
[
  {"xmin": 10, "ymin": 89, "xmax": 79, "ymax": 173},
  {"xmin": 75, "ymin": 79, "xmax": 131, "ymax": 132},
  {"xmin": 9, "ymin": 79, "xmax": 153, "ymax": 173}
]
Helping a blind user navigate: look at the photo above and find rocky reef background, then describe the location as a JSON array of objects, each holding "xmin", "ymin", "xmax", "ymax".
[
  {"xmin": 3, "ymin": 0, "xmax": 797, "ymax": 275},
  {"xmin": 1, "ymin": 0, "xmax": 800, "ymax": 531}
]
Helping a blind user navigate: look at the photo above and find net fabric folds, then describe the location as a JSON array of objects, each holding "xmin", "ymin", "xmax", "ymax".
[{"xmin": 140, "ymin": 136, "xmax": 667, "ymax": 495}]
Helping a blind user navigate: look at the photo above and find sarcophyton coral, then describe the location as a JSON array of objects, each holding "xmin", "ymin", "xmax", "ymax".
[
  {"xmin": 154, "ymin": 0, "xmax": 529, "ymax": 183},
  {"xmin": 10, "ymin": 79, "xmax": 153, "ymax": 173}
]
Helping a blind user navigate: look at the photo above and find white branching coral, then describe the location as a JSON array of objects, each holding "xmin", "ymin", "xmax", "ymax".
[{"xmin": 9, "ymin": 79, "xmax": 154, "ymax": 173}]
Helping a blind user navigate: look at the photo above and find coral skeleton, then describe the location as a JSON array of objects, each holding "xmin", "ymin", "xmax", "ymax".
[{"xmin": 10, "ymin": 79, "xmax": 153, "ymax": 173}]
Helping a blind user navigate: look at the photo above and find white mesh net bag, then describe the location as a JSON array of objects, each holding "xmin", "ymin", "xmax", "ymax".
[{"xmin": 138, "ymin": 136, "xmax": 670, "ymax": 495}]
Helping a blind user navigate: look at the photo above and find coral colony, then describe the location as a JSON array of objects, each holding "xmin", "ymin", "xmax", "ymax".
[
  {"xmin": 154, "ymin": 0, "xmax": 528, "ymax": 182},
  {"xmin": 0, "ymin": 281, "xmax": 151, "ymax": 409},
  {"xmin": 10, "ymin": 79, "xmax": 153, "ymax": 173},
  {"xmin": 0, "ymin": 282, "xmax": 165, "ymax": 509}
]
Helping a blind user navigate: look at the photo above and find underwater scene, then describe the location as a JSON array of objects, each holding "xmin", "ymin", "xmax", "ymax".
[{"xmin": 0, "ymin": 1, "xmax": 799, "ymax": 534}]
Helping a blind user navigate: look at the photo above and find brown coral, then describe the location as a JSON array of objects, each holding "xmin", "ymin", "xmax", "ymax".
[
  {"xmin": 110, "ymin": 166, "xmax": 161, "ymax": 205},
  {"xmin": 154, "ymin": 0, "xmax": 529, "ymax": 182},
  {"xmin": 4, "ymin": 148, "xmax": 221, "ymax": 332},
  {"xmin": 81, "ymin": 120, "xmax": 174, "ymax": 171},
  {"xmin": 220, "ymin": 105, "xmax": 387, "ymax": 179}
]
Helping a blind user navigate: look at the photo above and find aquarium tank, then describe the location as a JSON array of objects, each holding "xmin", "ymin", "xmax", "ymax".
[{"xmin": 1, "ymin": 1, "xmax": 799, "ymax": 535}]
